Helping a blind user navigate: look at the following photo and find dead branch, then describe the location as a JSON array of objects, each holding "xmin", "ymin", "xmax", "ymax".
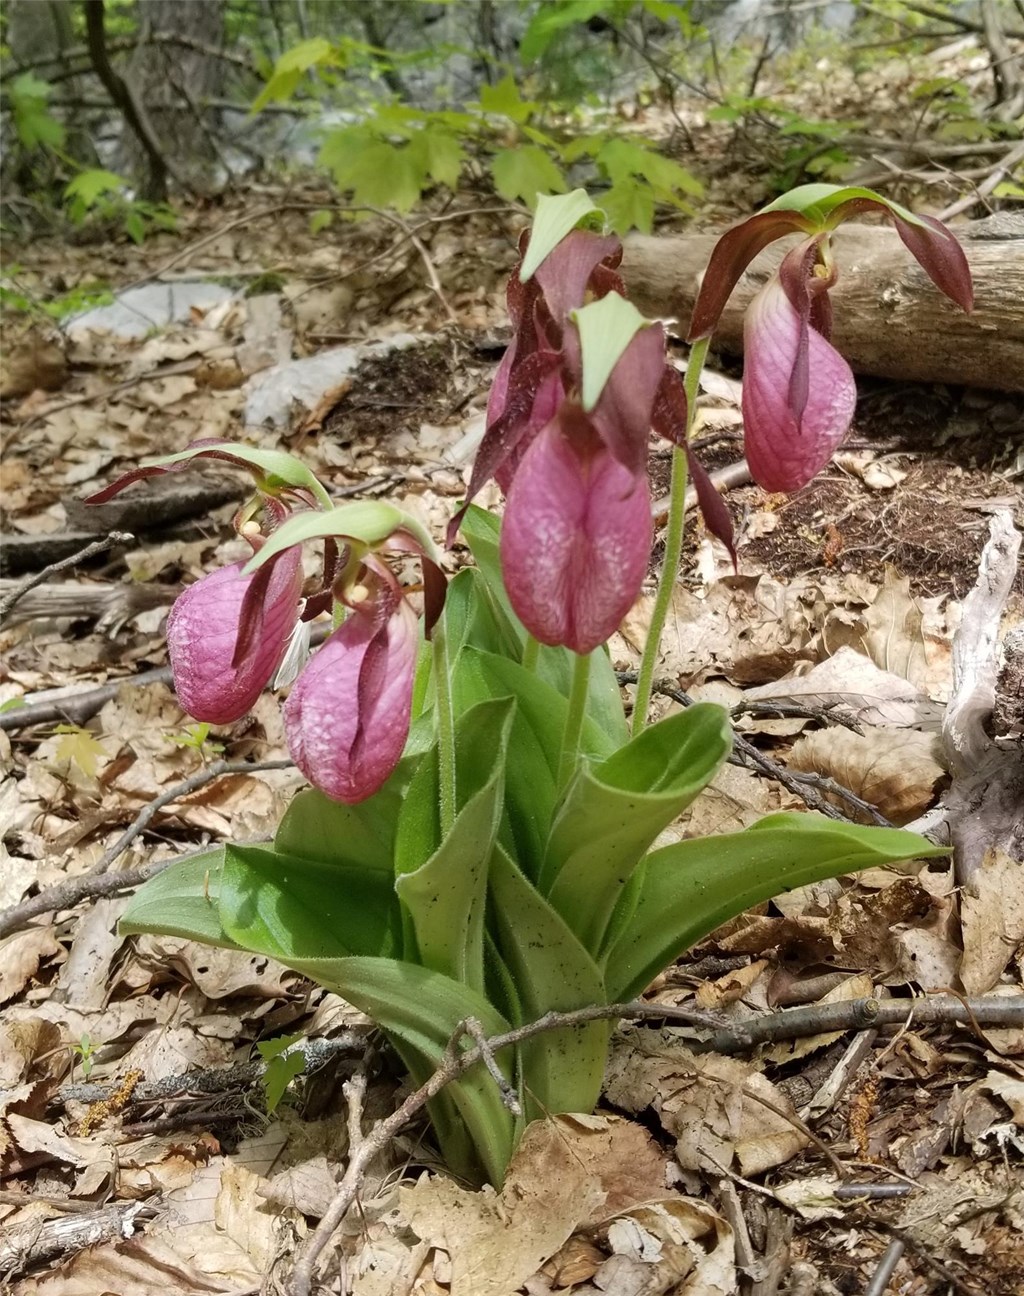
[
  {"xmin": 937, "ymin": 139, "xmax": 1024, "ymax": 221},
  {"xmin": 698, "ymin": 993, "xmax": 1024, "ymax": 1056},
  {"xmin": 0, "ymin": 532, "xmax": 134, "ymax": 624},
  {"xmin": 0, "ymin": 666, "xmax": 173, "ymax": 734},
  {"xmin": 0, "ymin": 760, "xmax": 292, "ymax": 941},
  {"xmin": 82, "ymin": 0, "xmax": 183, "ymax": 203},
  {"xmin": 621, "ymin": 215, "xmax": 1024, "ymax": 392},
  {"xmin": 0, "ymin": 1200, "xmax": 153, "ymax": 1279},
  {"xmin": 940, "ymin": 510, "xmax": 1024, "ymax": 882}
]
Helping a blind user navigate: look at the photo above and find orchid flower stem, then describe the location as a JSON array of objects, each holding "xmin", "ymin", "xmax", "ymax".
[
  {"xmin": 632, "ymin": 337, "xmax": 709, "ymax": 735},
  {"xmin": 557, "ymin": 650, "xmax": 591, "ymax": 791},
  {"xmin": 521, "ymin": 635, "xmax": 540, "ymax": 673},
  {"xmin": 431, "ymin": 620, "xmax": 457, "ymax": 836}
]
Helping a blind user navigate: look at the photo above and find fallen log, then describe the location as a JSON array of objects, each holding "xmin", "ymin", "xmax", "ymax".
[{"xmin": 621, "ymin": 212, "xmax": 1024, "ymax": 392}]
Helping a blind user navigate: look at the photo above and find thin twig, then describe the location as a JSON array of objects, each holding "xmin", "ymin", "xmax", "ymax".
[
  {"xmin": 0, "ymin": 533, "xmax": 134, "ymax": 624},
  {"xmin": 698, "ymin": 994, "xmax": 1024, "ymax": 1055},
  {"xmin": 463, "ymin": 1017, "xmax": 522, "ymax": 1117},
  {"xmin": 936, "ymin": 138, "xmax": 1024, "ymax": 221},
  {"xmin": 731, "ymin": 698, "xmax": 863, "ymax": 734},
  {"xmin": 863, "ymin": 1239, "xmax": 905, "ymax": 1296},
  {"xmin": 88, "ymin": 757, "xmax": 295, "ymax": 877},
  {"xmin": 0, "ymin": 760, "xmax": 292, "ymax": 940},
  {"xmin": 0, "ymin": 667, "xmax": 173, "ymax": 734}
]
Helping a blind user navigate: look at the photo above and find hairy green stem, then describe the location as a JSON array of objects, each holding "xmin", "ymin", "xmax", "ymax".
[
  {"xmin": 431, "ymin": 620, "xmax": 457, "ymax": 834},
  {"xmin": 557, "ymin": 650, "xmax": 592, "ymax": 790},
  {"xmin": 632, "ymin": 337, "xmax": 709, "ymax": 734},
  {"xmin": 521, "ymin": 634, "xmax": 540, "ymax": 673}
]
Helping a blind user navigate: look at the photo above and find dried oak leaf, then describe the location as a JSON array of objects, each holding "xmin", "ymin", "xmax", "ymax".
[{"xmin": 787, "ymin": 726, "xmax": 947, "ymax": 824}]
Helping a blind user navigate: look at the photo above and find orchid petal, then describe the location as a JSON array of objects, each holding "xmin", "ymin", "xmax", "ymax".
[
  {"xmin": 166, "ymin": 549, "xmax": 303, "ymax": 725},
  {"xmin": 284, "ymin": 597, "xmax": 418, "ymax": 804},
  {"xmin": 829, "ymin": 198, "xmax": 974, "ymax": 313},
  {"xmin": 533, "ymin": 228, "xmax": 622, "ymax": 322},
  {"xmin": 742, "ymin": 274, "xmax": 856, "ymax": 493},
  {"xmin": 501, "ymin": 413, "xmax": 652, "ymax": 655},
  {"xmin": 686, "ymin": 208, "xmax": 815, "ymax": 342}
]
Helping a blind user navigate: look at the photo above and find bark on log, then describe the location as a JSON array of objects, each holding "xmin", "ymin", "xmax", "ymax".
[{"xmin": 621, "ymin": 213, "xmax": 1024, "ymax": 393}]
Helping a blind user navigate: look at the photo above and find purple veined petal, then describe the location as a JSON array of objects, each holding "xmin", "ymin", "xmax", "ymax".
[
  {"xmin": 586, "ymin": 320, "xmax": 666, "ymax": 478},
  {"xmin": 686, "ymin": 208, "xmax": 816, "ymax": 342},
  {"xmin": 742, "ymin": 273, "xmax": 856, "ymax": 493},
  {"xmin": 828, "ymin": 198, "xmax": 973, "ymax": 313},
  {"xmin": 284, "ymin": 597, "xmax": 418, "ymax": 804},
  {"xmin": 166, "ymin": 548, "xmax": 304, "ymax": 724},
  {"xmin": 533, "ymin": 228, "xmax": 622, "ymax": 322},
  {"xmin": 500, "ymin": 411, "xmax": 653, "ymax": 656}
]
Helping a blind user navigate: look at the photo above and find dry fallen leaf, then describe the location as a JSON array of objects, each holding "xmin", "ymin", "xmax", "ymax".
[
  {"xmin": 605, "ymin": 1029, "xmax": 810, "ymax": 1175},
  {"xmin": 960, "ymin": 849, "xmax": 1024, "ymax": 995},
  {"xmin": 744, "ymin": 645, "xmax": 944, "ymax": 729},
  {"xmin": 0, "ymin": 928, "xmax": 62, "ymax": 1006},
  {"xmin": 786, "ymin": 726, "xmax": 947, "ymax": 824}
]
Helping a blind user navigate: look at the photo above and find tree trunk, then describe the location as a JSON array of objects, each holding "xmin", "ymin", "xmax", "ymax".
[
  {"xmin": 620, "ymin": 214, "xmax": 1024, "ymax": 393},
  {"xmin": 125, "ymin": 0, "xmax": 226, "ymax": 189}
]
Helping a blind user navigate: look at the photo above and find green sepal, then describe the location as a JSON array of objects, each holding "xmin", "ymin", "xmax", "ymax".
[
  {"xmin": 519, "ymin": 188, "xmax": 603, "ymax": 282},
  {"xmin": 762, "ymin": 182, "xmax": 928, "ymax": 231},
  {"xmin": 243, "ymin": 501, "xmax": 437, "ymax": 572},
  {"xmin": 572, "ymin": 292, "xmax": 651, "ymax": 412},
  {"xmin": 140, "ymin": 442, "xmax": 328, "ymax": 497},
  {"xmin": 542, "ymin": 703, "xmax": 732, "ymax": 955},
  {"xmin": 603, "ymin": 814, "xmax": 951, "ymax": 1001}
]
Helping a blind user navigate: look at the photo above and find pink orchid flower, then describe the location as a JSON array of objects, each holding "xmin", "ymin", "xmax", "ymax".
[
  {"xmin": 501, "ymin": 407, "xmax": 652, "ymax": 655},
  {"xmin": 740, "ymin": 236, "xmax": 856, "ymax": 491},
  {"xmin": 166, "ymin": 549, "xmax": 304, "ymax": 724},
  {"xmin": 283, "ymin": 571, "xmax": 419, "ymax": 803},
  {"xmin": 688, "ymin": 185, "xmax": 973, "ymax": 491}
]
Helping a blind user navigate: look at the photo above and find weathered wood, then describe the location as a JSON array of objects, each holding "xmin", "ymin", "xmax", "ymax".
[{"xmin": 621, "ymin": 213, "xmax": 1024, "ymax": 392}]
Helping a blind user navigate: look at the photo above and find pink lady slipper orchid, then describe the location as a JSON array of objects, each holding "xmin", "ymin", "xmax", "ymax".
[
  {"xmin": 85, "ymin": 440, "xmax": 332, "ymax": 724},
  {"xmin": 166, "ymin": 543, "xmax": 304, "ymax": 724},
  {"xmin": 283, "ymin": 564, "xmax": 420, "ymax": 804},
  {"xmin": 688, "ymin": 184, "xmax": 973, "ymax": 492},
  {"xmin": 500, "ymin": 405, "xmax": 652, "ymax": 655}
]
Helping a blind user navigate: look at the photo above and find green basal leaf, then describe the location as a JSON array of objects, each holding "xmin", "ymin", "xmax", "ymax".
[
  {"xmin": 519, "ymin": 188, "xmax": 601, "ymax": 282},
  {"xmin": 275, "ymin": 785, "xmax": 401, "ymax": 875},
  {"xmin": 219, "ymin": 842, "xmax": 400, "ymax": 960},
  {"xmin": 141, "ymin": 443, "xmax": 327, "ymax": 497},
  {"xmin": 120, "ymin": 848, "xmax": 238, "ymax": 948},
  {"xmin": 604, "ymin": 814, "xmax": 951, "ymax": 1001},
  {"xmin": 572, "ymin": 292, "xmax": 651, "ymax": 412},
  {"xmin": 396, "ymin": 699, "xmax": 514, "ymax": 995},
  {"xmin": 458, "ymin": 507, "xmax": 628, "ymax": 748},
  {"xmin": 542, "ymin": 704, "xmax": 732, "ymax": 955},
  {"xmin": 442, "ymin": 566, "xmax": 521, "ymax": 665},
  {"xmin": 453, "ymin": 647, "xmax": 614, "ymax": 880},
  {"xmin": 489, "ymin": 845, "xmax": 608, "ymax": 1120},
  {"xmin": 243, "ymin": 502, "xmax": 425, "ymax": 572},
  {"xmin": 309, "ymin": 958, "xmax": 517, "ymax": 1187}
]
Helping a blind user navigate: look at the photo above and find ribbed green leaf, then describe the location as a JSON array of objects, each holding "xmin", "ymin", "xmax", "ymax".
[
  {"xmin": 604, "ymin": 814, "xmax": 951, "ymax": 1001},
  {"xmin": 542, "ymin": 704, "xmax": 732, "ymax": 955}
]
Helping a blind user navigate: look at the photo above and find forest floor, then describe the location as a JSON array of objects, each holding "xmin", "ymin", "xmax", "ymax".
[{"xmin": 2, "ymin": 57, "xmax": 1024, "ymax": 1296}]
